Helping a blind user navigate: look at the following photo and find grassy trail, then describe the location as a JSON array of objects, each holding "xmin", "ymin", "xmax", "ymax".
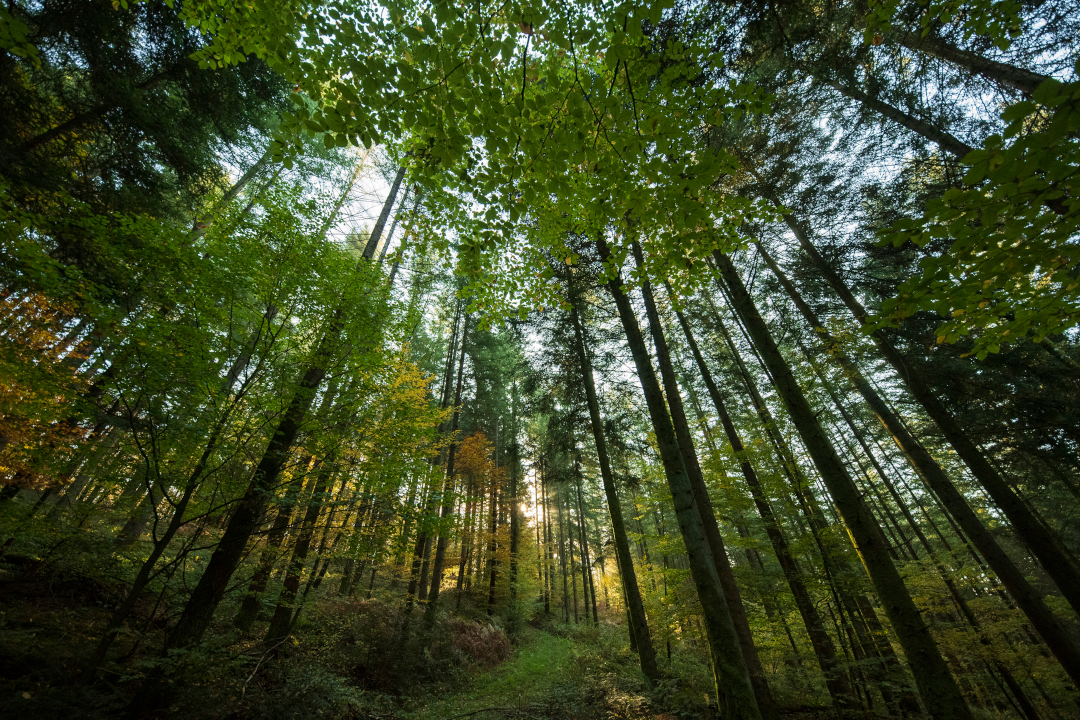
[{"xmin": 404, "ymin": 627, "xmax": 574, "ymax": 720}]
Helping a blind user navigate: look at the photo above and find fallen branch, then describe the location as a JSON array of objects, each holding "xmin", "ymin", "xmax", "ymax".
[
  {"xmin": 240, "ymin": 638, "xmax": 289, "ymax": 698},
  {"xmin": 445, "ymin": 708, "xmax": 515, "ymax": 719}
]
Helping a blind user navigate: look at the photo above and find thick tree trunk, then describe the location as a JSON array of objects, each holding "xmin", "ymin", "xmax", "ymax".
[
  {"xmin": 602, "ymin": 237, "xmax": 761, "ymax": 720},
  {"xmin": 712, "ymin": 250, "xmax": 971, "ymax": 720}
]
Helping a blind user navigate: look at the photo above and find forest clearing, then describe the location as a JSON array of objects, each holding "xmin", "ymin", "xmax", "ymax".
[{"xmin": 1, "ymin": 0, "xmax": 1079, "ymax": 718}]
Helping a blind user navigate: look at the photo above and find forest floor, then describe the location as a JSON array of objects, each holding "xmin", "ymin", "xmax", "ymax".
[
  {"xmin": 0, "ymin": 517, "xmax": 708, "ymax": 720},
  {"xmin": 399, "ymin": 623, "xmax": 679, "ymax": 720},
  {"xmin": 402, "ymin": 627, "xmax": 576, "ymax": 720}
]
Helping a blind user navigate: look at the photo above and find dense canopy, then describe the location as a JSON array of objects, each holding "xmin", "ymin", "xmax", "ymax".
[{"xmin": 1, "ymin": 0, "xmax": 1078, "ymax": 719}]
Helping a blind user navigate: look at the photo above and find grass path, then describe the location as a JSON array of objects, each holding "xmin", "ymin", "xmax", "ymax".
[{"xmin": 403, "ymin": 626, "xmax": 574, "ymax": 720}]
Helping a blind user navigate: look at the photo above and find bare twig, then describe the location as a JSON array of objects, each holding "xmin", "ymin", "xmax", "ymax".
[{"xmin": 240, "ymin": 638, "xmax": 289, "ymax": 698}]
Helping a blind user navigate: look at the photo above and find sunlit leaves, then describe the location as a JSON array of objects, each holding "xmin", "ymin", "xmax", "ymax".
[{"xmin": 874, "ymin": 68, "xmax": 1080, "ymax": 358}]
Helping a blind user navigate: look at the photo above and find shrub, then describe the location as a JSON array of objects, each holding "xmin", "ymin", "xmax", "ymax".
[{"xmin": 449, "ymin": 618, "xmax": 511, "ymax": 668}]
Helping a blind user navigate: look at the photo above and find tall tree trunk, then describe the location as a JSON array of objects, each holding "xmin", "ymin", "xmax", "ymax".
[
  {"xmin": 898, "ymin": 31, "xmax": 1051, "ymax": 96},
  {"xmin": 425, "ymin": 315, "xmax": 470, "ymax": 621},
  {"xmin": 758, "ymin": 239, "xmax": 1080, "ymax": 685},
  {"xmin": 805, "ymin": 344, "xmax": 1045, "ymax": 719},
  {"xmin": 264, "ymin": 457, "xmax": 336, "ymax": 644},
  {"xmin": 712, "ymin": 250, "xmax": 971, "ymax": 720},
  {"xmin": 486, "ymin": 465, "xmax": 501, "ymax": 615},
  {"xmin": 575, "ymin": 467, "xmax": 598, "ymax": 626},
  {"xmin": 542, "ymin": 455, "xmax": 554, "ymax": 615},
  {"xmin": 602, "ymin": 236, "xmax": 761, "ymax": 720},
  {"xmin": 775, "ymin": 210, "xmax": 1080, "ymax": 618},
  {"xmin": 565, "ymin": 482, "xmax": 578, "ymax": 623},
  {"xmin": 507, "ymin": 382, "xmax": 521, "ymax": 628},
  {"xmin": 362, "ymin": 166, "xmax": 407, "ymax": 258},
  {"xmin": 568, "ymin": 291, "xmax": 659, "ymax": 679},
  {"xmin": 378, "ymin": 187, "xmax": 410, "ymax": 263},
  {"xmin": 137, "ymin": 158, "xmax": 388, "ymax": 690},
  {"xmin": 235, "ymin": 382, "xmax": 341, "ymax": 631},
  {"xmin": 670, "ymin": 294, "xmax": 858, "ymax": 713},
  {"xmin": 632, "ymin": 241, "xmax": 778, "ymax": 719},
  {"xmin": 822, "ymin": 77, "xmax": 975, "ymax": 158}
]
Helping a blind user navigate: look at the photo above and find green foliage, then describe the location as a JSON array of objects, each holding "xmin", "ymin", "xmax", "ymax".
[
  {"xmin": 0, "ymin": 5, "xmax": 40, "ymax": 64},
  {"xmin": 865, "ymin": 0, "xmax": 1024, "ymax": 50},
  {"xmin": 876, "ymin": 67, "xmax": 1080, "ymax": 357}
]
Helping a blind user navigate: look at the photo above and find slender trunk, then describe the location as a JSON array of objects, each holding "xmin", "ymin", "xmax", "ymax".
[
  {"xmin": 541, "ymin": 456, "xmax": 553, "ymax": 615},
  {"xmin": 507, "ymin": 387, "xmax": 521, "ymax": 627},
  {"xmin": 378, "ymin": 187, "xmax": 410, "ymax": 263},
  {"xmin": 192, "ymin": 145, "xmax": 277, "ymax": 240},
  {"xmin": 81, "ymin": 416, "xmax": 230, "ymax": 680},
  {"xmin": 712, "ymin": 250, "xmax": 971, "ymax": 720},
  {"xmin": 557, "ymin": 475, "xmax": 571, "ymax": 622},
  {"xmin": 236, "ymin": 381, "xmax": 340, "ymax": 631},
  {"xmin": 425, "ymin": 316, "xmax": 469, "ymax": 619},
  {"xmin": 565, "ymin": 483, "xmax": 578, "ymax": 623},
  {"xmin": 632, "ymin": 241, "xmax": 777, "ymax": 719},
  {"xmin": 264, "ymin": 457, "xmax": 336, "ymax": 643},
  {"xmin": 575, "ymin": 472, "xmax": 598, "ymax": 626},
  {"xmin": 13, "ymin": 69, "xmax": 173, "ymax": 157},
  {"xmin": 574, "ymin": 280, "xmax": 656, "ymax": 677},
  {"xmin": 671, "ymin": 296, "xmax": 857, "ymax": 712},
  {"xmin": 823, "ymin": 78, "xmax": 974, "ymax": 158},
  {"xmin": 602, "ymin": 236, "xmax": 761, "ymax": 720},
  {"xmin": 417, "ymin": 535, "xmax": 434, "ymax": 601},
  {"xmin": 362, "ymin": 166, "xmax": 407, "ymax": 258},
  {"xmin": 142, "ymin": 158, "xmax": 384, "ymax": 672},
  {"xmin": 486, "ymin": 468, "xmax": 500, "ymax": 615},
  {"xmin": 405, "ymin": 474, "xmax": 437, "ymax": 610}
]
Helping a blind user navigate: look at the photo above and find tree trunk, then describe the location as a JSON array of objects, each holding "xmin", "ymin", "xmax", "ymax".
[
  {"xmin": 236, "ymin": 381, "xmax": 340, "ymax": 631},
  {"xmin": 564, "ymin": 482, "xmax": 578, "ymax": 623},
  {"xmin": 425, "ymin": 315, "xmax": 470, "ymax": 620},
  {"xmin": 602, "ymin": 237, "xmax": 761, "ymax": 720},
  {"xmin": 898, "ymin": 31, "xmax": 1051, "ymax": 96},
  {"xmin": 141, "ymin": 157, "xmax": 392, "ymax": 681},
  {"xmin": 823, "ymin": 78, "xmax": 975, "ymax": 158},
  {"xmin": 633, "ymin": 241, "xmax": 779, "ymax": 719},
  {"xmin": 575, "ymin": 469, "xmax": 598, "ymax": 626},
  {"xmin": 712, "ymin": 250, "xmax": 971, "ymax": 720},
  {"xmin": 264, "ymin": 457, "xmax": 336, "ymax": 644},
  {"xmin": 362, "ymin": 166, "xmax": 407, "ymax": 258},
  {"xmin": 777, "ymin": 212, "xmax": 1080, "ymax": 619},
  {"xmin": 671, "ymin": 295, "xmax": 858, "ymax": 713}
]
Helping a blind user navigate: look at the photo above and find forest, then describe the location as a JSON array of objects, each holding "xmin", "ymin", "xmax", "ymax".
[{"xmin": 0, "ymin": 0, "xmax": 1078, "ymax": 718}]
